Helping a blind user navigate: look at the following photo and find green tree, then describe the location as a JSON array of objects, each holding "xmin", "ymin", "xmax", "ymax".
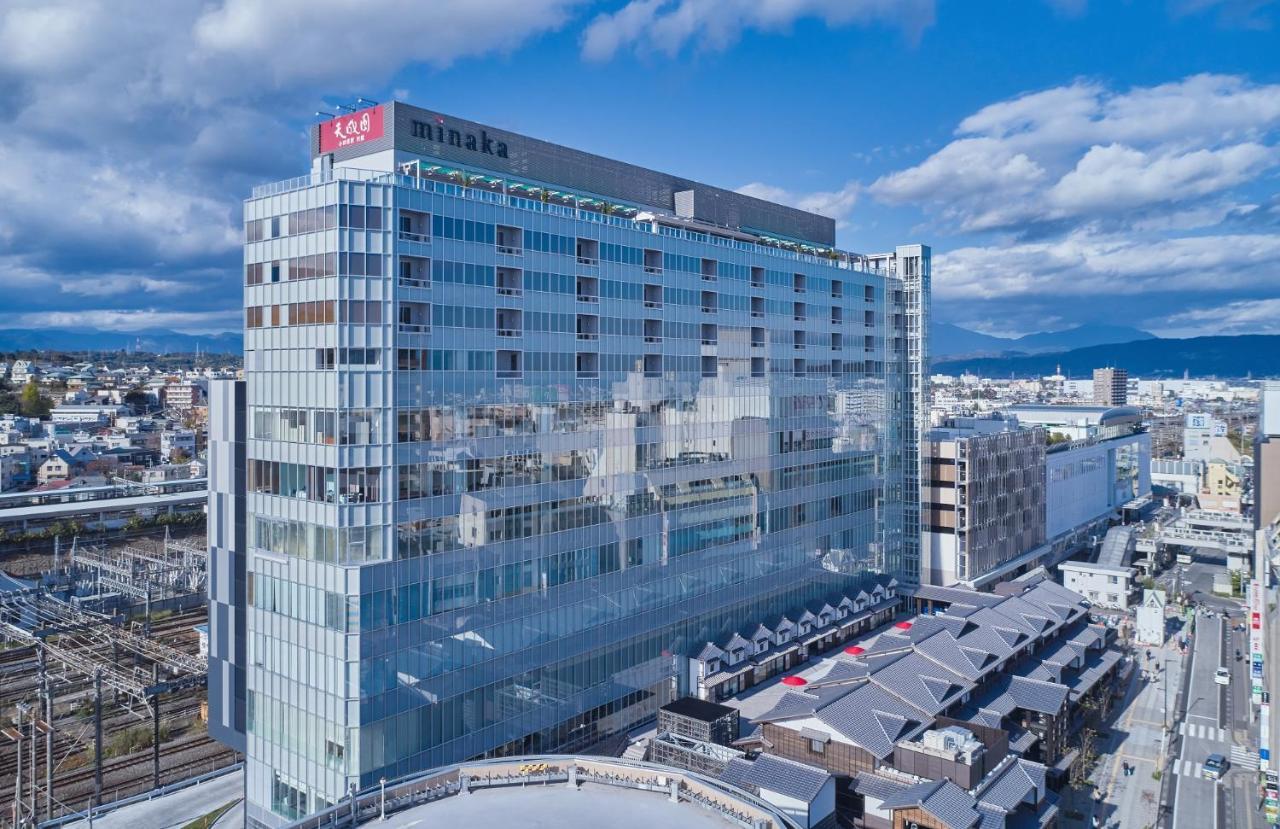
[
  {"xmin": 123, "ymin": 387, "xmax": 150, "ymax": 412},
  {"xmin": 18, "ymin": 380, "xmax": 49, "ymax": 417}
]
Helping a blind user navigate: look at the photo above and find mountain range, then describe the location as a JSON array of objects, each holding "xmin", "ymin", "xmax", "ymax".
[
  {"xmin": 931, "ymin": 322, "xmax": 1156, "ymax": 357},
  {"xmin": 934, "ymin": 334, "xmax": 1280, "ymax": 379},
  {"xmin": 0, "ymin": 328, "xmax": 243, "ymax": 355}
]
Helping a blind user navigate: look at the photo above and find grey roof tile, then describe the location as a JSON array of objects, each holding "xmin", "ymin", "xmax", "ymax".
[
  {"xmin": 721, "ymin": 754, "xmax": 831, "ymax": 802},
  {"xmin": 880, "ymin": 779, "xmax": 981, "ymax": 829},
  {"xmin": 1003, "ymin": 676, "xmax": 1070, "ymax": 715},
  {"xmin": 852, "ymin": 771, "xmax": 910, "ymax": 801},
  {"xmin": 978, "ymin": 758, "xmax": 1047, "ymax": 812},
  {"xmin": 814, "ymin": 683, "xmax": 927, "ymax": 759},
  {"xmin": 869, "ymin": 651, "xmax": 972, "ymax": 715}
]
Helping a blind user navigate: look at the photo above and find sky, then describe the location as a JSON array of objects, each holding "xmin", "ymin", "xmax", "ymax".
[{"xmin": 0, "ymin": 0, "xmax": 1277, "ymax": 340}]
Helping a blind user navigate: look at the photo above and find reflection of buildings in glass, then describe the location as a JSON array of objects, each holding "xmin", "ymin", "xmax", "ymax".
[{"xmin": 213, "ymin": 101, "xmax": 930, "ymax": 826}]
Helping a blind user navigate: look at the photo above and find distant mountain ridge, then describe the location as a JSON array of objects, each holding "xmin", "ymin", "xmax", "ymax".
[
  {"xmin": 931, "ymin": 322, "xmax": 1156, "ymax": 357},
  {"xmin": 933, "ymin": 334, "xmax": 1280, "ymax": 378},
  {"xmin": 0, "ymin": 328, "xmax": 242, "ymax": 355}
]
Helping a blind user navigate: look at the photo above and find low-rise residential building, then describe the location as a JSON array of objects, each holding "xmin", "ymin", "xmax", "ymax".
[
  {"xmin": 161, "ymin": 428, "xmax": 197, "ymax": 462},
  {"xmin": 50, "ymin": 403, "xmax": 126, "ymax": 425},
  {"xmin": 163, "ymin": 381, "xmax": 206, "ymax": 411}
]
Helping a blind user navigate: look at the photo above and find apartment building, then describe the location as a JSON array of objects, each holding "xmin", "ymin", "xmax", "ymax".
[
  {"xmin": 210, "ymin": 102, "xmax": 930, "ymax": 826},
  {"xmin": 1092, "ymin": 367, "xmax": 1127, "ymax": 406}
]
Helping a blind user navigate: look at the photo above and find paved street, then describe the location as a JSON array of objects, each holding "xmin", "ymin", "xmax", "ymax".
[
  {"xmin": 1173, "ymin": 610, "xmax": 1226, "ymax": 829},
  {"xmin": 1170, "ymin": 603, "xmax": 1266, "ymax": 829}
]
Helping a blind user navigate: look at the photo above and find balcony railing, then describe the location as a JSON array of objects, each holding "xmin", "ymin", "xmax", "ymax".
[
  {"xmin": 496, "ymin": 245, "xmax": 522, "ymax": 256},
  {"xmin": 398, "ymin": 323, "xmax": 429, "ymax": 334},
  {"xmin": 399, "ymin": 231, "xmax": 429, "ymax": 243}
]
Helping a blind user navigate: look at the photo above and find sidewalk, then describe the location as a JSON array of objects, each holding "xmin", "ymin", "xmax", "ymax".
[{"xmin": 1078, "ymin": 631, "xmax": 1186, "ymax": 829}]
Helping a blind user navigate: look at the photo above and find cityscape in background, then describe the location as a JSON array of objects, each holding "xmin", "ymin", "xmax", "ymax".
[{"xmin": 1, "ymin": 4, "xmax": 1279, "ymax": 829}]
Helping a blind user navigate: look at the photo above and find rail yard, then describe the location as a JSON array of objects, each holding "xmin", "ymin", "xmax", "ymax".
[{"xmin": 0, "ymin": 531, "xmax": 235, "ymax": 827}]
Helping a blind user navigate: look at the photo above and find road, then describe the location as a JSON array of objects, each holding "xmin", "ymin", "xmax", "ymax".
[
  {"xmin": 1173, "ymin": 611, "xmax": 1225, "ymax": 828},
  {"xmin": 61, "ymin": 768, "xmax": 243, "ymax": 829},
  {"xmin": 1171, "ymin": 606, "xmax": 1264, "ymax": 829}
]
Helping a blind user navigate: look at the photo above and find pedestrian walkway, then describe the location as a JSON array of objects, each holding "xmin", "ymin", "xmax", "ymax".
[
  {"xmin": 1171, "ymin": 759, "xmax": 1205, "ymax": 778},
  {"xmin": 1229, "ymin": 744, "xmax": 1260, "ymax": 770},
  {"xmin": 1179, "ymin": 721, "xmax": 1230, "ymax": 742}
]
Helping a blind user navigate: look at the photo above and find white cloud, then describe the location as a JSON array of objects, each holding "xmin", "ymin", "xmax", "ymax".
[
  {"xmin": 736, "ymin": 180, "xmax": 860, "ymax": 223},
  {"xmin": 871, "ymin": 74, "xmax": 1280, "ymax": 234},
  {"xmin": 58, "ymin": 275, "xmax": 192, "ymax": 298},
  {"xmin": 1049, "ymin": 142, "xmax": 1277, "ymax": 213},
  {"xmin": 194, "ymin": 0, "xmax": 583, "ymax": 85},
  {"xmin": 0, "ymin": 309, "xmax": 244, "ymax": 334},
  {"xmin": 1158, "ymin": 298, "xmax": 1280, "ymax": 337},
  {"xmin": 934, "ymin": 230, "xmax": 1280, "ymax": 300},
  {"xmin": 581, "ymin": 0, "xmax": 934, "ymax": 60},
  {"xmin": 0, "ymin": 0, "xmax": 588, "ymax": 332}
]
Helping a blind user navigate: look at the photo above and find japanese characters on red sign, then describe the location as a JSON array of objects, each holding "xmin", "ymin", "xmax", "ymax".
[{"xmin": 319, "ymin": 105, "xmax": 384, "ymax": 154}]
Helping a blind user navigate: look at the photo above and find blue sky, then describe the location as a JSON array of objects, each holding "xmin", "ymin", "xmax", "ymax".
[{"xmin": 0, "ymin": 0, "xmax": 1277, "ymax": 339}]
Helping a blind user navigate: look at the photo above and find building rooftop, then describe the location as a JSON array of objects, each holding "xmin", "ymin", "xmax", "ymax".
[
  {"xmin": 662, "ymin": 697, "xmax": 738, "ymax": 723},
  {"xmin": 281, "ymin": 756, "xmax": 802, "ymax": 829},
  {"xmin": 309, "ymin": 101, "xmax": 838, "ymax": 247}
]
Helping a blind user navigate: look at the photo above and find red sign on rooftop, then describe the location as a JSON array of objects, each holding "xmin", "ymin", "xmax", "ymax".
[{"xmin": 319, "ymin": 105, "xmax": 384, "ymax": 154}]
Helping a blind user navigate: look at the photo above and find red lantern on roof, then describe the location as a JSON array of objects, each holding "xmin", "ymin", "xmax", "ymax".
[
  {"xmin": 895, "ymin": 621, "xmax": 913, "ymax": 630},
  {"xmin": 844, "ymin": 645, "xmax": 866, "ymax": 655},
  {"xmin": 780, "ymin": 675, "xmax": 808, "ymax": 687}
]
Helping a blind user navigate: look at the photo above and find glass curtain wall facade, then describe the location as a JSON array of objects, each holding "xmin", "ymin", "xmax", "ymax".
[{"xmin": 233, "ymin": 129, "xmax": 926, "ymax": 826}]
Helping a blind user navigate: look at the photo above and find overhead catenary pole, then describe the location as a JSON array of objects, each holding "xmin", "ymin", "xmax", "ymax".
[
  {"xmin": 43, "ymin": 660, "xmax": 52, "ymax": 823},
  {"xmin": 29, "ymin": 708, "xmax": 36, "ymax": 824},
  {"xmin": 93, "ymin": 669, "xmax": 103, "ymax": 807},
  {"xmin": 151, "ymin": 664, "xmax": 160, "ymax": 790}
]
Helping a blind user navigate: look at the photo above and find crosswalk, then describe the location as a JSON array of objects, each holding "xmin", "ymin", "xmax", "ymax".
[
  {"xmin": 1178, "ymin": 721, "xmax": 1229, "ymax": 742},
  {"xmin": 1170, "ymin": 747, "xmax": 1259, "ymax": 777},
  {"xmin": 1230, "ymin": 744, "xmax": 1260, "ymax": 770}
]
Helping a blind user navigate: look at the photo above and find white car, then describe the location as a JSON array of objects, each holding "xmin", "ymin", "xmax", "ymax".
[{"xmin": 1214, "ymin": 667, "xmax": 1230, "ymax": 686}]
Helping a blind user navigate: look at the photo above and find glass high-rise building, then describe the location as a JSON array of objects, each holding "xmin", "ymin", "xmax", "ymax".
[{"xmin": 207, "ymin": 102, "xmax": 929, "ymax": 827}]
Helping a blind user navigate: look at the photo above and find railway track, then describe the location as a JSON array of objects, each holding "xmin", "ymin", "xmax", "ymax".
[{"xmin": 0, "ymin": 596, "xmax": 217, "ymax": 821}]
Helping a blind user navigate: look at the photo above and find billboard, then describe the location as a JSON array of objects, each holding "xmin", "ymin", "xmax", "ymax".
[{"xmin": 319, "ymin": 105, "xmax": 385, "ymax": 154}]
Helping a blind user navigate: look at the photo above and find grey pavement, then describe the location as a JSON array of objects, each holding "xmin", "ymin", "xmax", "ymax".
[
  {"xmin": 1088, "ymin": 621, "xmax": 1184, "ymax": 829},
  {"xmin": 61, "ymin": 768, "xmax": 243, "ymax": 829}
]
